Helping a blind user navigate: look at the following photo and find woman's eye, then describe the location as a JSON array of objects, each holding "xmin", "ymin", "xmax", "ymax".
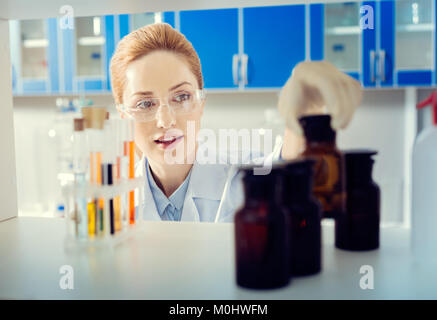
[
  {"xmin": 136, "ymin": 99, "xmax": 155, "ymax": 109},
  {"xmin": 173, "ymin": 93, "xmax": 191, "ymax": 103}
]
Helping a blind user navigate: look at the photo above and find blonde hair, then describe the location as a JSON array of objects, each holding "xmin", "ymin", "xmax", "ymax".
[{"xmin": 110, "ymin": 23, "xmax": 203, "ymax": 105}]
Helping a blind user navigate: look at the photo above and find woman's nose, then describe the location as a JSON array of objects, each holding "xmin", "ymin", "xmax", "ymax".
[{"xmin": 155, "ymin": 103, "xmax": 176, "ymax": 128}]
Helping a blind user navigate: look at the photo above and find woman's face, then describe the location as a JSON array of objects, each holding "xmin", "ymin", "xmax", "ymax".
[{"xmin": 122, "ymin": 50, "xmax": 204, "ymax": 165}]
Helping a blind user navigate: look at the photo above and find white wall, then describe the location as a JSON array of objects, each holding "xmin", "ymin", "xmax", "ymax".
[
  {"xmin": 13, "ymin": 88, "xmax": 417, "ymax": 223},
  {"xmin": 0, "ymin": 20, "xmax": 18, "ymax": 222}
]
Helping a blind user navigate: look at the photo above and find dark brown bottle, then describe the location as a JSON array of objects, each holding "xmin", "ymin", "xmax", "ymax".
[
  {"xmin": 335, "ymin": 150, "xmax": 380, "ymax": 251},
  {"xmin": 234, "ymin": 166, "xmax": 290, "ymax": 289},
  {"xmin": 281, "ymin": 159, "xmax": 322, "ymax": 276},
  {"xmin": 299, "ymin": 115, "xmax": 346, "ymax": 219}
]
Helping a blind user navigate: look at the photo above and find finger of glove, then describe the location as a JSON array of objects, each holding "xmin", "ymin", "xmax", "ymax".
[{"xmin": 278, "ymin": 78, "xmax": 306, "ymax": 135}]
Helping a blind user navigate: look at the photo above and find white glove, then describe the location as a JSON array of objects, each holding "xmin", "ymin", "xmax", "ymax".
[{"xmin": 278, "ymin": 61, "xmax": 363, "ymax": 135}]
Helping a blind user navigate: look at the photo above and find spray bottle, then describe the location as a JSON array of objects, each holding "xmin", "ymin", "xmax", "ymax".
[{"xmin": 412, "ymin": 91, "xmax": 437, "ymax": 260}]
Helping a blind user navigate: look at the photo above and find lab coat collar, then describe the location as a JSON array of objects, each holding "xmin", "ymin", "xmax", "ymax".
[
  {"xmin": 137, "ymin": 157, "xmax": 161, "ymax": 221},
  {"xmin": 178, "ymin": 159, "xmax": 229, "ymax": 222},
  {"xmin": 137, "ymin": 148, "xmax": 231, "ymax": 221}
]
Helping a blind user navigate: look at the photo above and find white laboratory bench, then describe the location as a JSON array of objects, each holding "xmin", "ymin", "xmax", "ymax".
[{"xmin": 0, "ymin": 217, "xmax": 436, "ymax": 300}]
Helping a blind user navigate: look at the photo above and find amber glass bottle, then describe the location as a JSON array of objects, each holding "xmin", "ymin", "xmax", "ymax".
[
  {"xmin": 234, "ymin": 166, "xmax": 290, "ymax": 289},
  {"xmin": 299, "ymin": 115, "xmax": 346, "ymax": 219},
  {"xmin": 335, "ymin": 150, "xmax": 380, "ymax": 251},
  {"xmin": 282, "ymin": 159, "xmax": 322, "ymax": 276}
]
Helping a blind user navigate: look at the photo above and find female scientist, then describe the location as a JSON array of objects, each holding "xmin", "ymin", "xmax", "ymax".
[{"xmin": 109, "ymin": 23, "xmax": 362, "ymax": 222}]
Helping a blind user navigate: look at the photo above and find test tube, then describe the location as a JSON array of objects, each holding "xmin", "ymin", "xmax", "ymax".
[
  {"xmin": 127, "ymin": 118, "xmax": 136, "ymax": 225},
  {"xmin": 72, "ymin": 118, "xmax": 89, "ymax": 239},
  {"xmin": 102, "ymin": 117, "xmax": 116, "ymax": 235},
  {"xmin": 112, "ymin": 119, "xmax": 122, "ymax": 233},
  {"xmin": 120, "ymin": 119, "xmax": 129, "ymax": 227},
  {"xmin": 82, "ymin": 107, "xmax": 106, "ymax": 238}
]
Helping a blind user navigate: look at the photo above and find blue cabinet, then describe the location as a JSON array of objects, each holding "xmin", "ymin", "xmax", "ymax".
[
  {"xmin": 10, "ymin": 2, "xmax": 437, "ymax": 95},
  {"xmin": 243, "ymin": 5, "xmax": 306, "ymax": 88},
  {"xmin": 179, "ymin": 6, "xmax": 306, "ymax": 89},
  {"xmin": 310, "ymin": 0, "xmax": 436, "ymax": 87},
  {"xmin": 180, "ymin": 9, "xmax": 239, "ymax": 88}
]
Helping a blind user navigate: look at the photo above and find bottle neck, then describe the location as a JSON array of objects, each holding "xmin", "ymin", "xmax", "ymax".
[{"xmin": 305, "ymin": 139, "xmax": 336, "ymax": 149}]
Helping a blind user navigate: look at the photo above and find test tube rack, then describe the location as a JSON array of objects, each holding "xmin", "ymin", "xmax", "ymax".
[{"xmin": 62, "ymin": 176, "xmax": 146, "ymax": 253}]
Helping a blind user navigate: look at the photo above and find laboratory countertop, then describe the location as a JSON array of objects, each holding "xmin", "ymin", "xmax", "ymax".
[{"xmin": 0, "ymin": 217, "xmax": 436, "ymax": 300}]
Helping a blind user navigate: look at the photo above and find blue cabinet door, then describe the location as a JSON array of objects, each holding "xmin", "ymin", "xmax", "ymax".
[
  {"xmin": 310, "ymin": 2, "xmax": 362, "ymax": 83},
  {"xmin": 12, "ymin": 19, "xmax": 59, "ymax": 95},
  {"xmin": 243, "ymin": 5, "xmax": 306, "ymax": 88},
  {"xmin": 393, "ymin": 0, "xmax": 435, "ymax": 86},
  {"xmin": 180, "ymin": 9, "xmax": 239, "ymax": 89},
  {"xmin": 61, "ymin": 16, "xmax": 115, "ymax": 93},
  {"xmin": 379, "ymin": 0, "xmax": 435, "ymax": 87}
]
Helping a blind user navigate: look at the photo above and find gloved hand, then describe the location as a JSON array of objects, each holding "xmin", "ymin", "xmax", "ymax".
[{"xmin": 278, "ymin": 61, "xmax": 363, "ymax": 135}]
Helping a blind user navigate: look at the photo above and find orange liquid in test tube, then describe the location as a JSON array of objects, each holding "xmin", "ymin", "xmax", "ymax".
[
  {"xmin": 88, "ymin": 152, "xmax": 96, "ymax": 236},
  {"xmin": 114, "ymin": 156, "xmax": 122, "ymax": 232},
  {"xmin": 96, "ymin": 152, "xmax": 104, "ymax": 234},
  {"xmin": 129, "ymin": 140, "xmax": 135, "ymax": 225}
]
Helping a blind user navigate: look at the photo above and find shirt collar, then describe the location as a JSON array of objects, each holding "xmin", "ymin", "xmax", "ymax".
[{"xmin": 145, "ymin": 159, "xmax": 192, "ymax": 216}]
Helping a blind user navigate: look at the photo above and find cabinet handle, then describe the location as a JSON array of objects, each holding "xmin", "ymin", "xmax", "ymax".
[
  {"xmin": 379, "ymin": 49, "xmax": 386, "ymax": 83},
  {"xmin": 370, "ymin": 50, "xmax": 376, "ymax": 83},
  {"xmin": 241, "ymin": 53, "xmax": 248, "ymax": 86},
  {"xmin": 232, "ymin": 54, "xmax": 239, "ymax": 85}
]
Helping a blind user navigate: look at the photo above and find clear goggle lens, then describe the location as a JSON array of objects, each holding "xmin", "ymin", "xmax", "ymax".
[{"xmin": 118, "ymin": 89, "xmax": 205, "ymax": 122}]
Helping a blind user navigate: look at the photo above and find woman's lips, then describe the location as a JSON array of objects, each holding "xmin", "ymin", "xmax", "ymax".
[{"xmin": 154, "ymin": 135, "xmax": 184, "ymax": 149}]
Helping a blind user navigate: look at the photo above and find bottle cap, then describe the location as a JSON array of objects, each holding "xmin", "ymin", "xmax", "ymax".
[
  {"xmin": 343, "ymin": 149, "xmax": 378, "ymax": 184},
  {"xmin": 82, "ymin": 107, "xmax": 107, "ymax": 130},
  {"xmin": 417, "ymin": 91, "xmax": 437, "ymax": 126},
  {"xmin": 239, "ymin": 164, "xmax": 282, "ymax": 200},
  {"xmin": 343, "ymin": 149, "xmax": 378, "ymax": 159},
  {"xmin": 73, "ymin": 118, "xmax": 84, "ymax": 131},
  {"xmin": 281, "ymin": 158, "xmax": 316, "ymax": 201},
  {"xmin": 299, "ymin": 114, "xmax": 336, "ymax": 143}
]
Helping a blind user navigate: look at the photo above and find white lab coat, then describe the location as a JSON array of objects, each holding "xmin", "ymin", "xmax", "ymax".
[{"xmin": 135, "ymin": 142, "xmax": 283, "ymax": 223}]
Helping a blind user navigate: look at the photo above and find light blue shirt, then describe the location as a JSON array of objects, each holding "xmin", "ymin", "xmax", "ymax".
[{"xmin": 146, "ymin": 162, "xmax": 192, "ymax": 221}]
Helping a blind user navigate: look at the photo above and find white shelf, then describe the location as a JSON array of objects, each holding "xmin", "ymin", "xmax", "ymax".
[
  {"xmin": 397, "ymin": 23, "xmax": 434, "ymax": 32},
  {"xmin": 22, "ymin": 38, "xmax": 48, "ymax": 48},
  {"xmin": 77, "ymin": 36, "xmax": 105, "ymax": 46},
  {"xmin": 1, "ymin": 217, "xmax": 436, "ymax": 299},
  {"xmin": 325, "ymin": 26, "xmax": 361, "ymax": 36}
]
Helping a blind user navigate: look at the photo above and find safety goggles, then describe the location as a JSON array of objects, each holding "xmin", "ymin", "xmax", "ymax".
[{"xmin": 118, "ymin": 89, "xmax": 205, "ymax": 122}]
